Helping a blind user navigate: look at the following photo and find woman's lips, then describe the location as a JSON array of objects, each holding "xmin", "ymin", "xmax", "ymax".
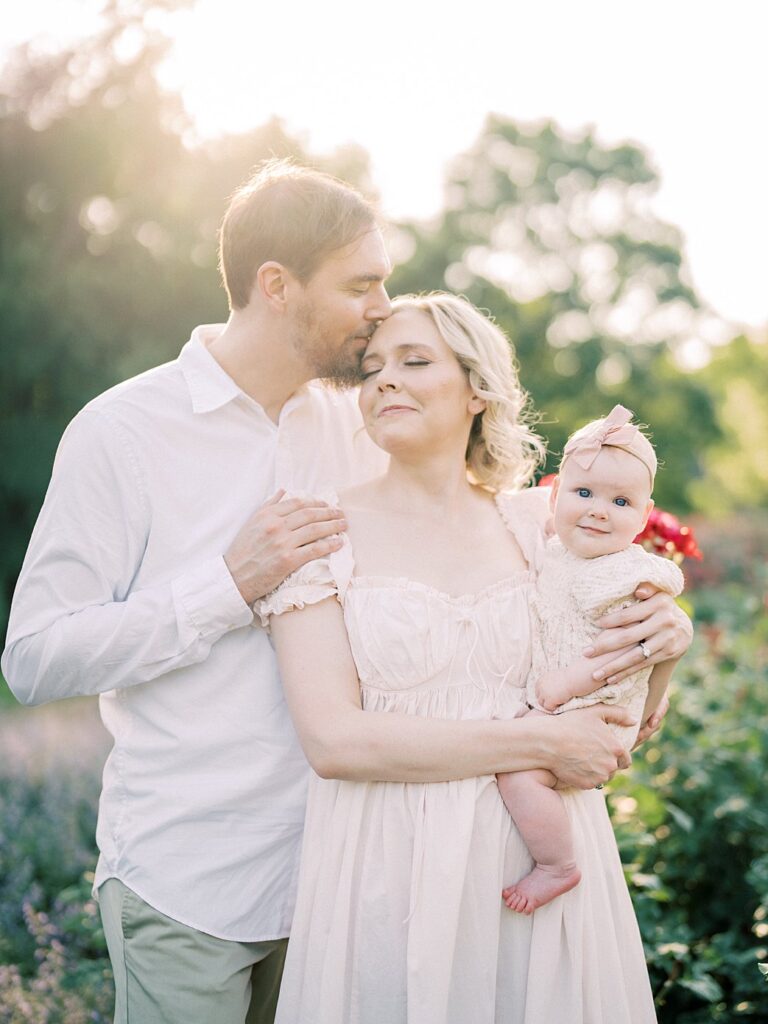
[{"xmin": 378, "ymin": 405, "xmax": 416, "ymax": 416}]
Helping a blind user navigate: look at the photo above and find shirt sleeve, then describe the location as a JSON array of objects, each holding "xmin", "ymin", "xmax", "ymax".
[{"xmin": 1, "ymin": 408, "xmax": 253, "ymax": 706}]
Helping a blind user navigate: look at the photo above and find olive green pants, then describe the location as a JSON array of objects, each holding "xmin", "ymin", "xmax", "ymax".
[{"xmin": 98, "ymin": 879, "xmax": 287, "ymax": 1024}]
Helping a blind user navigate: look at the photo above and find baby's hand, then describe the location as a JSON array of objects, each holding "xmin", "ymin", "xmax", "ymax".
[{"xmin": 535, "ymin": 670, "xmax": 573, "ymax": 712}]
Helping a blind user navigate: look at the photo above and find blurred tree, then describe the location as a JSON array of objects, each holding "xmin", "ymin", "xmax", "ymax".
[
  {"xmin": 387, "ymin": 115, "xmax": 722, "ymax": 512},
  {"xmin": 688, "ymin": 335, "xmax": 768, "ymax": 516},
  {"xmin": 0, "ymin": 0, "xmax": 371, "ymax": 633}
]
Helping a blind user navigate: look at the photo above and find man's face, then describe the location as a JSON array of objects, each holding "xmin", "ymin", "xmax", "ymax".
[{"xmin": 290, "ymin": 229, "xmax": 392, "ymax": 386}]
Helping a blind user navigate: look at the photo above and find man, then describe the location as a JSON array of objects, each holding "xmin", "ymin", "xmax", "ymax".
[{"xmin": 3, "ymin": 160, "xmax": 687, "ymax": 1023}]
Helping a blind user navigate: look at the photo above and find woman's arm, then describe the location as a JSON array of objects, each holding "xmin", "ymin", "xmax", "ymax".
[{"xmin": 270, "ymin": 597, "xmax": 635, "ymax": 788}]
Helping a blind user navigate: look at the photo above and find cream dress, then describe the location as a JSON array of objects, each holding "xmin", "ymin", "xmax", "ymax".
[{"xmin": 258, "ymin": 489, "xmax": 657, "ymax": 1024}]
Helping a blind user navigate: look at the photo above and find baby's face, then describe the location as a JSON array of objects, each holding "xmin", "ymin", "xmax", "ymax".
[{"xmin": 551, "ymin": 447, "xmax": 654, "ymax": 559}]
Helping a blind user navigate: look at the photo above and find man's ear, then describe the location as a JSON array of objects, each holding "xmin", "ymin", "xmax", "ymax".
[
  {"xmin": 549, "ymin": 475, "xmax": 560, "ymax": 512},
  {"xmin": 255, "ymin": 261, "xmax": 291, "ymax": 311},
  {"xmin": 640, "ymin": 498, "xmax": 655, "ymax": 531}
]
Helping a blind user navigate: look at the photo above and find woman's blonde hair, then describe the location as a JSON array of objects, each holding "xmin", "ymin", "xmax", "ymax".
[{"xmin": 389, "ymin": 292, "xmax": 545, "ymax": 491}]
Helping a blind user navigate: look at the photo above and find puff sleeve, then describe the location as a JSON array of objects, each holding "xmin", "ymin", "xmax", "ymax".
[
  {"xmin": 254, "ymin": 534, "xmax": 355, "ymax": 630},
  {"xmin": 494, "ymin": 486, "xmax": 552, "ymax": 573}
]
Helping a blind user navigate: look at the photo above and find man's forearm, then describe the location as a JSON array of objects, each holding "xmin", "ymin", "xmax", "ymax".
[{"xmin": 2, "ymin": 558, "xmax": 251, "ymax": 706}]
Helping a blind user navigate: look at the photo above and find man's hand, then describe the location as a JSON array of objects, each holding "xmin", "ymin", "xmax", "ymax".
[
  {"xmin": 225, "ymin": 491, "xmax": 347, "ymax": 605},
  {"xmin": 543, "ymin": 704, "xmax": 636, "ymax": 789},
  {"xmin": 584, "ymin": 587, "xmax": 693, "ymax": 686},
  {"xmin": 633, "ymin": 690, "xmax": 670, "ymax": 749}
]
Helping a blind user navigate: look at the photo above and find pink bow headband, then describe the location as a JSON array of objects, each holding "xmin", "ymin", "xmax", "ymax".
[{"xmin": 562, "ymin": 404, "xmax": 657, "ymax": 482}]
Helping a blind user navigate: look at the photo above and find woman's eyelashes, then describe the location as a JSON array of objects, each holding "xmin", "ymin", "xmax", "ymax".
[{"xmin": 360, "ymin": 358, "xmax": 431, "ymax": 380}]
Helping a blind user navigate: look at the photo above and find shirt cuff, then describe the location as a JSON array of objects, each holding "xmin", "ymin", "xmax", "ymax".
[{"xmin": 173, "ymin": 556, "xmax": 254, "ymax": 639}]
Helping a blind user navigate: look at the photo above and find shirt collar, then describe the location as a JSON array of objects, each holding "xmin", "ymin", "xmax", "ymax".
[
  {"xmin": 178, "ymin": 325, "xmax": 243, "ymax": 414},
  {"xmin": 178, "ymin": 324, "xmax": 346, "ymax": 419}
]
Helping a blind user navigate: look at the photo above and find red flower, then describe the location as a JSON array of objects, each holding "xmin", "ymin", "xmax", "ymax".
[{"xmin": 634, "ymin": 508, "xmax": 703, "ymax": 563}]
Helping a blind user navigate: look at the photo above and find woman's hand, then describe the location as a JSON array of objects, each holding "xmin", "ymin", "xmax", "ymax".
[
  {"xmin": 583, "ymin": 586, "xmax": 693, "ymax": 686},
  {"xmin": 542, "ymin": 704, "xmax": 635, "ymax": 789}
]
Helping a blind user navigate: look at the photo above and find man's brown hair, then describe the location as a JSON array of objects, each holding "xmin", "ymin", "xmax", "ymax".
[{"xmin": 219, "ymin": 159, "xmax": 377, "ymax": 309}]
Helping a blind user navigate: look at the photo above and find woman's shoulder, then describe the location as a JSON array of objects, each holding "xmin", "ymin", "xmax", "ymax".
[{"xmin": 338, "ymin": 477, "xmax": 385, "ymax": 510}]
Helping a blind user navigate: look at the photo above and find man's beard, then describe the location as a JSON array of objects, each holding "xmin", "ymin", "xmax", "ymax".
[{"xmin": 294, "ymin": 305, "xmax": 373, "ymax": 389}]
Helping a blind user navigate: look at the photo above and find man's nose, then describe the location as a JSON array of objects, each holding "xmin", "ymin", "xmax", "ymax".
[{"xmin": 366, "ymin": 285, "xmax": 392, "ymax": 322}]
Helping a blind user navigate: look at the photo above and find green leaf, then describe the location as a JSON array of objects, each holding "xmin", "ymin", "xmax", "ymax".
[
  {"xmin": 666, "ymin": 803, "xmax": 694, "ymax": 833},
  {"xmin": 679, "ymin": 974, "xmax": 724, "ymax": 1002}
]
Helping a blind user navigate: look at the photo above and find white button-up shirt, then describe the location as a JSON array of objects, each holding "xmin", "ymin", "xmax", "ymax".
[{"xmin": 2, "ymin": 325, "xmax": 388, "ymax": 940}]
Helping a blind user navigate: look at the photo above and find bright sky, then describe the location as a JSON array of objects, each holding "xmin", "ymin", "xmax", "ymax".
[{"xmin": 3, "ymin": 0, "xmax": 766, "ymax": 331}]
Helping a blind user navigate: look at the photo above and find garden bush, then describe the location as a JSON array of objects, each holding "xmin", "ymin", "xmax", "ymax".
[
  {"xmin": 0, "ymin": 704, "xmax": 113, "ymax": 1021},
  {"xmin": 610, "ymin": 580, "xmax": 768, "ymax": 1020}
]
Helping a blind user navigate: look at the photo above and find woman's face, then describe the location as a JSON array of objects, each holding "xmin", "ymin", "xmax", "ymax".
[{"xmin": 358, "ymin": 308, "xmax": 483, "ymax": 458}]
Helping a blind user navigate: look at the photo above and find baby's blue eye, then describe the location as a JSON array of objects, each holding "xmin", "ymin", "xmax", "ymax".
[
  {"xmin": 577, "ymin": 488, "xmax": 591, "ymax": 498},
  {"xmin": 614, "ymin": 497, "xmax": 629, "ymax": 507}
]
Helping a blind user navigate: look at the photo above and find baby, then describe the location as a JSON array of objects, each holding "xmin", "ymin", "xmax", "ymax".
[{"xmin": 497, "ymin": 405, "xmax": 684, "ymax": 914}]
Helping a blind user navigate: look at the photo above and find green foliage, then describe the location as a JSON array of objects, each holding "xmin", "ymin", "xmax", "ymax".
[
  {"xmin": 0, "ymin": 2, "xmax": 371, "ymax": 634},
  {"xmin": 608, "ymin": 584, "xmax": 768, "ymax": 1021},
  {"xmin": 688, "ymin": 336, "xmax": 768, "ymax": 516},
  {"xmin": 388, "ymin": 114, "xmax": 721, "ymax": 512}
]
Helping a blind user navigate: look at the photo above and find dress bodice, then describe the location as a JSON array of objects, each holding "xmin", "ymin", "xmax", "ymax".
[
  {"xmin": 343, "ymin": 571, "xmax": 534, "ymax": 720},
  {"xmin": 256, "ymin": 487, "xmax": 551, "ymax": 721}
]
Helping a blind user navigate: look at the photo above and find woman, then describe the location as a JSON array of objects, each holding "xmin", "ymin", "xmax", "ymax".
[{"xmin": 259, "ymin": 293, "xmax": 687, "ymax": 1023}]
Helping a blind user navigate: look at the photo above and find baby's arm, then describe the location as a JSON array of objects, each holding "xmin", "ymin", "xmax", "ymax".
[
  {"xmin": 639, "ymin": 655, "xmax": 678, "ymax": 727},
  {"xmin": 534, "ymin": 644, "xmax": 638, "ymax": 711}
]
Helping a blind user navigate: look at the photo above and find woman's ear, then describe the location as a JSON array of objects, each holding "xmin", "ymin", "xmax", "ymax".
[{"xmin": 468, "ymin": 394, "xmax": 487, "ymax": 415}]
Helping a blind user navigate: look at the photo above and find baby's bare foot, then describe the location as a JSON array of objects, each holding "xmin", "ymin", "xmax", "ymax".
[{"xmin": 502, "ymin": 863, "xmax": 582, "ymax": 915}]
